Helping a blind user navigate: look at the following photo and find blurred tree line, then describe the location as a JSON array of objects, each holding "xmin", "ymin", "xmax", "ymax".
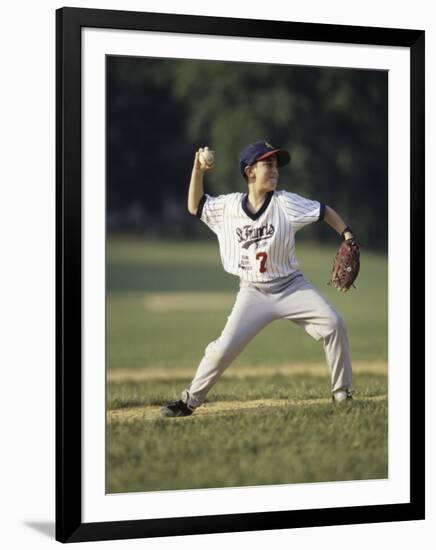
[{"xmin": 107, "ymin": 56, "xmax": 387, "ymax": 250}]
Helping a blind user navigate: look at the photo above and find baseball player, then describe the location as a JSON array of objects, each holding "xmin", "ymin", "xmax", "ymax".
[{"xmin": 161, "ymin": 141, "xmax": 357, "ymax": 417}]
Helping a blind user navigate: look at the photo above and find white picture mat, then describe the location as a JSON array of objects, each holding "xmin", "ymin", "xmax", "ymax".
[{"xmin": 82, "ymin": 27, "xmax": 410, "ymax": 524}]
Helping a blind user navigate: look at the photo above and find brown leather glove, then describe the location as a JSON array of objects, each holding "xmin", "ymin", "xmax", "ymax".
[{"xmin": 330, "ymin": 234, "xmax": 360, "ymax": 292}]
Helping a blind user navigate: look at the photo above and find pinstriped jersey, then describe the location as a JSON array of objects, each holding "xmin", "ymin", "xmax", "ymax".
[{"xmin": 197, "ymin": 190, "xmax": 324, "ymax": 283}]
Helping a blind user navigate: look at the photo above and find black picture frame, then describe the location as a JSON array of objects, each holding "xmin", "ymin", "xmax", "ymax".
[{"xmin": 56, "ymin": 7, "xmax": 425, "ymax": 543}]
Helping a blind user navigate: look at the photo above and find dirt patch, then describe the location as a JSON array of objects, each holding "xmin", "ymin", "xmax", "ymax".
[
  {"xmin": 107, "ymin": 394, "xmax": 387, "ymax": 423},
  {"xmin": 108, "ymin": 360, "xmax": 387, "ymax": 383},
  {"xmin": 143, "ymin": 292, "xmax": 235, "ymax": 312}
]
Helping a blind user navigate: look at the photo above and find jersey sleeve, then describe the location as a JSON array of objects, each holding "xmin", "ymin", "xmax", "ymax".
[
  {"xmin": 278, "ymin": 190, "xmax": 325, "ymax": 231},
  {"xmin": 196, "ymin": 193, "xmax": 227, "ymax": 234}
]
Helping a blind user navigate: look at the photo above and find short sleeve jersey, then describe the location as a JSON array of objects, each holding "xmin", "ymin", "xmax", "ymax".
[{"xmin": 197, "ymin": 189, "xmax": 324, "ymax": 282}]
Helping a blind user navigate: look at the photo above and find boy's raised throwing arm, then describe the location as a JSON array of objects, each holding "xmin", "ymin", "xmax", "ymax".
[{"xmin": 188, "ymin": 147, "xmax": 214, "ymax": 215}]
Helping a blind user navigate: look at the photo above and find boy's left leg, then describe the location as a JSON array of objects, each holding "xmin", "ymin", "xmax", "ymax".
[{"xmin": 278, "ymin": 276, "xmax": 352, "ymax": 394}]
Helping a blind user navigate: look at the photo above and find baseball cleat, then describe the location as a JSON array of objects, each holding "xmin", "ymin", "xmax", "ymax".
[
  {"xmin": 160, "ymin": 399, "xmax": 194, "ymax": 417},
  {"xmin": 332, "ymin": 389, "xmax": 354, "ymax": 403}
]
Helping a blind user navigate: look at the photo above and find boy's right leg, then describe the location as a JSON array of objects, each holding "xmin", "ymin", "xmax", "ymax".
[{"xmin": 162, "ymin": 285, "xmax": 275, "ymax": 415}]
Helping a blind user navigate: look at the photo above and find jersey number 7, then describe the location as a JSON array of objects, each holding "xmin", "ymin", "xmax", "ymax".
[{"xmin": 255, "ymin": 252, "xmax": 268, "ymax": 273}]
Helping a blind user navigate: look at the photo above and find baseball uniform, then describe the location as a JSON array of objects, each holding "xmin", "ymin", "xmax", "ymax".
[
  {"xmin": 161, "ymin": 141, "xmax": 353, "ymax": 418},
  {"xmin": 182, "ymin": 189, "xmax": 352, "ymax": 410}
]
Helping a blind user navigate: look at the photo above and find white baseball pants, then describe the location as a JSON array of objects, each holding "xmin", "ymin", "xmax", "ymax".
[{"xmin": 184, "ymin": 275, "xmax": 352, "ymax": 410}]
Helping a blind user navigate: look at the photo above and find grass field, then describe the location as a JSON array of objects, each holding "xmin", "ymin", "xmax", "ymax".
[{"xmin": 106, "ymin": 237, "xmax": 388, "ymax": 493}]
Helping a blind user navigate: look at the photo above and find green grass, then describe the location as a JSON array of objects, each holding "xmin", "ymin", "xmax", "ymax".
[
  {"xmin": 106, "ymin": 372, "xmax": 388, "ymax": 493},
  {"xmin": 106, "ymin": 237, "xmax": 388, "ymax": 493},
  {"xmin": 107, "ymin": 237, "xmax": 388, "ymax": 368}
]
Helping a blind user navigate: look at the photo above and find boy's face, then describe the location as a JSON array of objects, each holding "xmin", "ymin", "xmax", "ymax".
[{"xmin": 247, "ymin": 155, "xmax": 279, "ymax": 191}]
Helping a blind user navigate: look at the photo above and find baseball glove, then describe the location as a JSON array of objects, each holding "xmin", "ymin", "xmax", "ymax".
[{"xmin": 330, "ymin": 236, "xmax": 360, "ymax": 292}]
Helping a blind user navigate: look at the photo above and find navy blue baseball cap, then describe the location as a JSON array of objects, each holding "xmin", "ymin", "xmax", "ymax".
[{"xmin": 239, "ymin": 141, "xmax": 291, "ymax": 177}]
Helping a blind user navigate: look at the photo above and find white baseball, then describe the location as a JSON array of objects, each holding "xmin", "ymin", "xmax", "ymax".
[{"xmin": 199, "ymin": 149, "xmax": 215, "ymax": 166}]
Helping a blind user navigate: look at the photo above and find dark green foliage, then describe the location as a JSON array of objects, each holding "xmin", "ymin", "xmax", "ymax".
[{"xmin": 107, "ymin": 58, "xmax": 387, "ymax": 249}]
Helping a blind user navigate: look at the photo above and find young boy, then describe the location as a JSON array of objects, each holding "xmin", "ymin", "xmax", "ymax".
[{"xmin": 161, "ymin": 141, "xmax": 356, "ymax": 417}]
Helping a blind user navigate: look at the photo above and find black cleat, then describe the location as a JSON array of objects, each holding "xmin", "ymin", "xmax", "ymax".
[{"xmin": 160, "ymin": 399, "xmax": 194, "ymax": 418}]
